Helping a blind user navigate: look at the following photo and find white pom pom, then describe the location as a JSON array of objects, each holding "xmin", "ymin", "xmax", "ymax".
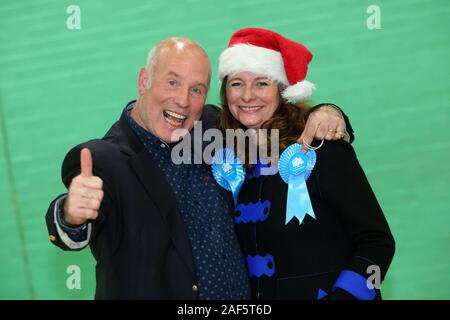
[{"xmin": 281, "ymin": 80, "xmax": 316, "ymax": 103}]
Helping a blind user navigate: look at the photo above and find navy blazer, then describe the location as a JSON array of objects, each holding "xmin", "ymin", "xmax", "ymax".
[{"xmin": 45, "ymin": 103, "xmax": 222, "ymax": 299}]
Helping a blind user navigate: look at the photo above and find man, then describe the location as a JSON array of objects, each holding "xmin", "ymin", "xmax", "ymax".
[{"xmin": 45, "ymin": 37, "xmax": 352, "ymax": 299}]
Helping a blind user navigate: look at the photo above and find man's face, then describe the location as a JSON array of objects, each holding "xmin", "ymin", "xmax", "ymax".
[{"xmin": 135, "ymin": 44, "xmax": 210, "ymax": 143}]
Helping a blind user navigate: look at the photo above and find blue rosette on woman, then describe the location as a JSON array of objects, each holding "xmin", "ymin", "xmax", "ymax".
[
  {"xmin": 278, "ymin": 143, "xmax": 316, "ymax": 225},
  {"xmin": 212, "ymin": 148, "xmax": 245, "ymax": 206}
]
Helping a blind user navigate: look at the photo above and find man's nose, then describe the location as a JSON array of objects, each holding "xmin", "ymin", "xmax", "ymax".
[{"xmin": 174, "ymin": 87, "xmax": 189, "ymax": 108}]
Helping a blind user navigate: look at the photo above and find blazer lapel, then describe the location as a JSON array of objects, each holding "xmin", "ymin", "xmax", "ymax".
[
  {"xmin": 111, "ymin": 105, "xmax": 197, "ymax": 280},
  {"xmin": 128, "ymin": 149, "xmax": 197, "ymax": 279}
]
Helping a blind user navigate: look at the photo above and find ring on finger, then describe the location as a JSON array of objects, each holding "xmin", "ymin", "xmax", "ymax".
[{"xmin": 304, "ymin": 139, "xmax": 324, "ymax": 150}]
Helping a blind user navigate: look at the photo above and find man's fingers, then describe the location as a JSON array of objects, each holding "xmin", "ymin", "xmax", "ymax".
[
  {"xmin": 84, "ymin": 198, "xmax": 102, "ymax": 211},
  {"xmin": 81, "ymin": 176, "xmax": 103, "ymax": 190},
  {"xmin": 80, "ymin": 148, "xmax": 93, "ymax": 177},
  {"xmin": 324, "ymin": 130, "xmax": 334, "ymax": 141},
  {"xmin": 65, "ymin": 169, "xmax": 103, "ymax": 224},
  {"xmin": 64, "ymin": 201, "xmax": 99, "ymax": 225},
  {"xmin": 300, "ymin": 107, "xmax": 347, "ymax": 152},
  {"xmin": 72, "ymin": 173, "xmax": 103, "ymax": 189},
  {"xmin": 301, "ymin": 133, "xmax": 314, "ymax": 153},
  {"xmin": 67, "ymin": 186, "xmax": 103, "ymax": 220},
  {"xmin": 74, "ymin": 197, "xmax": 102, "ymax": 211},
  {"xmin": 324, "ymin": 124, "xmax": 339, "ymax": 140},
  {"xmin": 297, "ymin": 132, "xmax": 304, "ymax": 144},
  {"xmin": 300, "ymin": 118, "xmax": 316, "ymax": 153},
  {"xmin": 315, "ymin": 123, "xmax": 328, "ymax": 140},
  {"xmin": 334, "ymin": 120, "xmax": 347, "ymax": 140},
  {"xmin": 80, "ymin": 189, "xmax": 104, "ymax": 202},
  {"xmin": 70, "ymin": 185, "xmax": 103, "ymax": 200},
  {"xmin": 73, "ymin": 208, "xmax": 98, "ymax": 220}
]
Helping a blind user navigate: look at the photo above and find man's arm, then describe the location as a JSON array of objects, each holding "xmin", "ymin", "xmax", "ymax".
[
  {"xmin": 298, "ymin": 103, "xmax": 355, "ymax": 152},
  {"xmin": 45, "ymin": 148, "xmax": 104, "ymax": 250},
  {"xmin": 311, "ymin": 103, "xmax": 354, "ymax": 142},
  {"xmin": 45, "ymin": 194, "xmax": 91, "ymax": 250},
  {"xmin": 201, "ymin": 103, "xmax": 354, "ymax": 152}
]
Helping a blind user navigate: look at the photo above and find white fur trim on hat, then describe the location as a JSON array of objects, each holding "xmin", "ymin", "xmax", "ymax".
[
  {"xmin": 219, "ymin": 44, "xmax": 289, "ymax": 85},
  {"xmin": 281, "ymin": 80, "xmax": 316, "ymax": 104}
]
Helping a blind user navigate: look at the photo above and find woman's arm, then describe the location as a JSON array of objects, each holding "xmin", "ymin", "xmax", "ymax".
[{"xmin": 316, "ymin": 140, "xmax": 395, "ymax": 299}]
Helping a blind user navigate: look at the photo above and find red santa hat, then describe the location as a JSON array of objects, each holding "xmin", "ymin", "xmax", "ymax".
[{"xmin": 219, "ymin": 28, "xmax": 315, "ymax": 103}]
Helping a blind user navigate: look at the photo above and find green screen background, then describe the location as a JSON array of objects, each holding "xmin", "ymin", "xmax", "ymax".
[{"xmin": 1, "ymin": 0, "xmax": 449, "ymax": 299}]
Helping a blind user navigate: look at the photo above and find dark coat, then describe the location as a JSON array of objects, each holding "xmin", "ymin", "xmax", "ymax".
[
  {"xmin": 234, "ymin": 140, "xmax": 395, "ymax": 300},
  {"xmin": 45, "ymin": 104, "xmax": 221, "ymax": 299}
]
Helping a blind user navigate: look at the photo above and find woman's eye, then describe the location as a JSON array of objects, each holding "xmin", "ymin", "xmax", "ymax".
[
  {"xmin": 229, "ymin": 82, "xmax": 242, "ymax": 87},
  {"xmin": 168, "ymin": 80, "xmax": 177, "ymax": 87},
  {"xmin": 257, "ymin": 81, "xmax": 269, "ymax": 87}
]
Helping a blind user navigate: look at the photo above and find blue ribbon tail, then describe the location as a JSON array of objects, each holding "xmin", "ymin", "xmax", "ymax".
[
  {"xmin": 286, "ymin": 174, "xmax": 315, "ymax": 225},
  {"xmin": 228, "ymin": 174, "xmax": 244, "ymax": 206}
]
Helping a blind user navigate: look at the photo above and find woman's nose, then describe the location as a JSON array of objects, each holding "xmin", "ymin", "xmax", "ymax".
[{"xmin": 241, "ymin": 85, "xmax": 254, "ymax": 102}]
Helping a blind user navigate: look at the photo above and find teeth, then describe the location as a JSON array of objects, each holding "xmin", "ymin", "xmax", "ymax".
[
  {"xmin": 165, "ymin": 117, "xmax": 183, "ymax": 128},
  {"xmin": 165, "ymin": 110, "xmax": 187, "ymax": 120},
  {"xmin": 163, "ymin": 110, "xmax": 186, "ymax": 128},
  {"xmin": 241, "ymin": 106, "xmax": 261, "ymax": 111}
]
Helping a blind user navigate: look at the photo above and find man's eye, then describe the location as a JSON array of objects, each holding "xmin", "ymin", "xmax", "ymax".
[
  {"xmin": 191, "ymin": 87, "xmax": 203, "ymax": 96},
  {"xmin": 168, "ymin": 80, "xmax": 177, "ymax": 87}
]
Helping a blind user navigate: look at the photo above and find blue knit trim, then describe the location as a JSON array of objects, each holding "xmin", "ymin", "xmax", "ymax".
[{"xmin": 332, "ymin": 270, "xmax": 376, "ymax": 300}]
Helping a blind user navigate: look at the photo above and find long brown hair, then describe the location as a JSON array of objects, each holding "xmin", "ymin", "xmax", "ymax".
[{"xmin": 219, "ymin": 79, "xmax": 311, "ymax": 167}]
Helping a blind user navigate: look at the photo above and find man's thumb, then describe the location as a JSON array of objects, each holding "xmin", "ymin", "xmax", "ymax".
[{"xmin": 80, "ymin": 148, "xmax": 93, "ymax": 177}]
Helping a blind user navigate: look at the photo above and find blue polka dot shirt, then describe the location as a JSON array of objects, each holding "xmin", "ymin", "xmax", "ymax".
[{"xmin": 125, "ymin": 103, "xmax": 250, "ymax": 300}]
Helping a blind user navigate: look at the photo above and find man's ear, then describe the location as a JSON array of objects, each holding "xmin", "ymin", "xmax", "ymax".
[{"xmin": 138, "ymin": 67, "xmax": 148, "ymax": 96}]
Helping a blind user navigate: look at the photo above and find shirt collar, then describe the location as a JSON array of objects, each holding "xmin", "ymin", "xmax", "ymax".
[{"xmin": 125, "ymin": 102, "xmax": 172, "ymax": 150}]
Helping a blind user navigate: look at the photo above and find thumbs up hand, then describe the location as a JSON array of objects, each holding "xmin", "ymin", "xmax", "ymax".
[{"xmin": 63, "ymin": 148, "xmax": 104, "ymax": 226}]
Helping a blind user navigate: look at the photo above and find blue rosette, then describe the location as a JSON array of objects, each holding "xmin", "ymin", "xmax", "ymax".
[
  {"xmin": 212, "ymin": 148, "xmax": 245, "ymax": 206},
  {"xmin": 278, "ymin": 143, "xmax": 316, "ymax": 225}
]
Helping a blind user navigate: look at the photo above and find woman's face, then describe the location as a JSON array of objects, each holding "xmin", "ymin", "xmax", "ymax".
[{"xmin": 226, "ymin": 72, "xmax": 280, "ymax": 129}]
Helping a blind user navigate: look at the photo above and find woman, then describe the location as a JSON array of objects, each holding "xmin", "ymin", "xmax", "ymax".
[{"xmin": 216, "ymin": 28, "xmax": 395, "ymax": 300}]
